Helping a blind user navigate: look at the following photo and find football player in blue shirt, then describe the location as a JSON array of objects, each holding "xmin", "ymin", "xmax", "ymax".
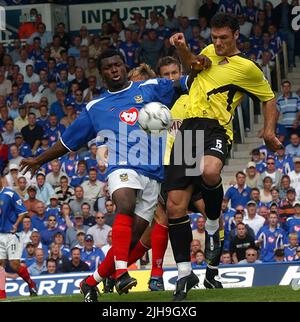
[
  {"xmin": 20, "ymin": 49, "xmax": 207, "ymax": 301},
  {"xmin": 256, "ymin": 211, "xmax": 286, "ymax": 262},
  {"xmin": 0, "ymin": 180, "xmax": 37, "ymax": 297}
]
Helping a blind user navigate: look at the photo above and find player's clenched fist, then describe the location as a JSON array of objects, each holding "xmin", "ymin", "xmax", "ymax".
[
  {"xmin": 191, "ymin": 55, "xmax": 212, "ymax": 71},
  {"xmin": 169, "ymin": 33, "xmax": 187, "ymax": 49}
]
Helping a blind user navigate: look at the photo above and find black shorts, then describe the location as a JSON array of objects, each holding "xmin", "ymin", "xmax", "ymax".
[{"xmin": 165, "ymin": 118, "xmax": 231, "ymax": 192}]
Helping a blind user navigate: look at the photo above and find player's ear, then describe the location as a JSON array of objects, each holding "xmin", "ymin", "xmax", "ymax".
[{"xmin": 234, "ymin": 31, "xmax": 239, "ymax": 40}]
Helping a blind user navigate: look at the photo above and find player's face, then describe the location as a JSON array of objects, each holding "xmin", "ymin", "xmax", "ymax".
[
  {"xmin": 159, "ymin": 63, "xmax": 181, "ymax": 81},
  {"xmin": 211, "ymin": 27, "xmax": 239, "ymax": 56},
  {"xmin": 100, "ymin": 55, "xmax": 128, "ymax": 91}
]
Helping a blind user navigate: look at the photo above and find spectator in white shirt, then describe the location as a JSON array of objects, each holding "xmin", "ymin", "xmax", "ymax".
[
  {"xmin": 16, "ymin": 49, "xmax": 34, "ymax": 76},
  {"xmin": 23, "ymin": 82, "xmax": 42, "ymax": 116},
  {"xmin": 288, "ymin": 157, "xmax": 300, "ymax": 198},
  {"xmin": 19, "ymin": 215, "xmax": 37, "ymax": 249},
  {"xmin": 87, "ymin": 212, "xmax": 111, "ymax": 248},
  {"xmin": 243, "ymin": 200, "xmax": 265, "ymax": 235},
  {"xmin": 24, "ymin": 65, "xmax": 39, "ymax": 84}
]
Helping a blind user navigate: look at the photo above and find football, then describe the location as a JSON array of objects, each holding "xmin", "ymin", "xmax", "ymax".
[{"xmin": 138, "ymin": 102, "xmax": 173, "ymax": 134}]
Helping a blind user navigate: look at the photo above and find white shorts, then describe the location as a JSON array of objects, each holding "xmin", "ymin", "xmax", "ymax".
[
  {"xmin": 0, "ymin": 233, "xmax": 22, "ymax": 261},
  {"xmin": 107, "ymin": 169, "xmax": 160, "ymax": 223}
]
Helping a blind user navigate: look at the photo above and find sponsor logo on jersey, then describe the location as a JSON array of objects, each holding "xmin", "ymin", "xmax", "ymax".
[{"xmin": 119, "ymin": 108, "xmax": 138, "ymax": 126}]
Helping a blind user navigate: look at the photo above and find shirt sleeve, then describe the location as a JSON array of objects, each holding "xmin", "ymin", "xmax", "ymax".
[
  {"xmin": 12, "ymin": 191, "xmax": 27, "ymax": 217},
  {"xmin": 60, "ymin": 108, "xmax": 97, "ymax": 151},
  {"xmin": 238, "ymin": 62, "xmax": 275, "ymax": 102}
]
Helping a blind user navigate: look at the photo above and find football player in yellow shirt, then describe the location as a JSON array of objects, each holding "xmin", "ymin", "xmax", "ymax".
[{"xmin": 165, "ymin": 13, "xmax": 282, "ymax": 301}]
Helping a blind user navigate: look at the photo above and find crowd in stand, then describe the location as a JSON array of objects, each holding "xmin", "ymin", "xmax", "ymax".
[{"xmin": 0, "ymin": 0, "xmax": 300, "ymax": 276}]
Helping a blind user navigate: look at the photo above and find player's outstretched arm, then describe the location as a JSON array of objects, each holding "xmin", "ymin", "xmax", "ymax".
[
  {"xmin": 263, "ymin": 98, "xmax": 283, "ymax": 152},
  {"xmin": 20, "ymin": 140, "xmax": 68, "ymax": 178}
]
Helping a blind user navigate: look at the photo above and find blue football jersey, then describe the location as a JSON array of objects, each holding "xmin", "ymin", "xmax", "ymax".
[
  {"xmin": 0, "ymin": 188, "xmax": 27, "ymax": 233},
  {"xmin": 286, "ymin": 216, "xmax": 300, "ymax": 243},
  {"xmin": 61, "ymin": 78, "xmax": 187, "ymax": 181},
  {"xmin": 256, "ymin": 225, "xmax": 286, "ymax": 262},
  {"xmin": 81, "ymin": 247, "xmax": 105, "ymax": 271}
]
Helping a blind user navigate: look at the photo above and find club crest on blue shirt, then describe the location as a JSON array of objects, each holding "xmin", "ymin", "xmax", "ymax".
[
  {"xmin": 134, "ymin": 95, "xmax": 143, "ymax": 104},
  {"xmin": 120, "ymin": 173, "xmax": 129, "ymax": 182},
  {"xmin": 0, "ymin": 200, "xmax": 4, "ymax": 206},
  {"xmin": 243, "ymin": 192, "xmax": 248, "ymax": 197}
]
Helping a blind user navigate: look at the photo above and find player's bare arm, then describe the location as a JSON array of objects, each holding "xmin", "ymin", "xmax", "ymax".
[
  {"xmin": 20, "ymin": 140, "xmax": 68, "ymax": 178},
  {"xmin": 11, "ymin": 212, "xmax": 28, "ymax": 233},
  {"xmin": 263, "ymin": 98, "xmax": 283, "ymax": 152},
  {"xmin": 170, "ymin": 33, "xmax": 211, "ymax": 72}
]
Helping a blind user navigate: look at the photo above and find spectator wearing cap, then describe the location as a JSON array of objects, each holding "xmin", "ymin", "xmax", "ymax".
[
  {"xmin": 19, "ymin": 215, "xmax": 37, "ymax": 249},
  {"xmin": 54, "ymin": 176, "xmax": 74, "ymax": 205},
  {"xmin": 14, "ymin": 176, "xmax": 28, "ymax": 200},
  {"xmin": 2, "ymin": 119, "xmax": 16, "ymax": 145},
  {"xmin": 140, "ymin": 29, "xmax": 164, "ymax": 69},
  {"xmin": 24, "ymin": 185, "xmax": 41, "ymax": 216},
  {"xmin": 46, "ymin": 160, "xmax": 65, "ymax": 189},
  {"xmin": 40, "ymin": 214, "xmax": 64, "ymax": 246},
  {"xmin": 20, "ymin": 242, "xmax": 36, "ymax": 267},
  {"xmin": 3, "ymin": 163, "xmax": 19, "ymax": 189},
  {"xmin": 243, "ymin": 200, "xmax": 265, "ymax": 235},
  {"xmin": 65, "ymin": 213, "xmax": 89, "ymax": 249},
  {"xmin": 61, "ymin": 247, "xmax": 89, "ymax": 273},
  {"xmin": 245, "ymin": 161, "xmax": 260, "ymax": 188},
  {"xmin": 284, "ymin": 233, "xmax": 298, "ymax": 261},
  {"xmin": 81, "ymin": 167, "xmax": 105, "ymax": 205},
  {"xmin": 224, "ymin": 171, "xmax": 252, "ymax": 208},
  {"xmin": 258, "ymin": 157, "xmax": 283, "ymax": 189},
  {"xmin": 285, "ymin": 133, "xmax": 300, "ymax": 157},
  {"xmin": 45, "ymin": 114, "xmax": 65, "ymax": 147},
  {"xmin": 286, "ymin": 201, "xmax": 300, "ymax": 244},
  {"xmin": 274, "ymin": 145, "xmax": 294, "ymax": 174},
  {"xmin": 288, "ymin": 157, "xmax": 300, "ymax": 198},
  {"xmin": 278, "ymin": 187, "xmax": 297, "ymax": 225},
  {"xmin": 45, "ymin": 195, "xmax": 60, "ymax": 218},
  {"xmin": 14, "ymin": 132, "xmax": 32, "ymax": 158},
  {"xmin": 250, "ymin": 148, "xmax": 266, "ymax": 174},
  {"xmin": 87, "ymin": 212, "xmax": 111, "ymax": 248},
  {"xmin": 81, "ymin": 234, "xmax": 105, "ymax": 271},
  {"xmin": 35, "ymin": 172, "xmax": 55, "ymax": 205},
  {"xmin": 21, "ymin": 113, "xmax": 44, "ymax": 154}
]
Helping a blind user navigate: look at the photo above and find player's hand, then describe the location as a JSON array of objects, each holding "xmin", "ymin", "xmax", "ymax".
[
  {"xmin": 263, "ymin": 133, "xmax": 283, "ymax": 152},
  {"xmin": 97, "ymin": 146, "xmax": 108, "ymax": 168},
  {"xmin": 19, "ymin": 158, "xmax": 41, "ymax": 179},
  {"xmin": 191, "ymin": 55, "xmax": 212, "ymax": 71},
  {"xmin": 11, "ymin": 224, "xmax": 17, "ymax": 234},
  {"xmin": 169, "ymin": 33, "xmax": 187, "ymax": 49}
]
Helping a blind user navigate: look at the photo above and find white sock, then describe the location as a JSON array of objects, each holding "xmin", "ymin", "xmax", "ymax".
[
  {"xmin": 93, "ymin": 270, "xmax": 104, "ymax": 283},
  {"xmin": 177, "ymin": 262, "xmax": 192, "ymax": 280},
  {"xmin": 205, "ymin": 218, "xmax": 219, "ymax": 235}
]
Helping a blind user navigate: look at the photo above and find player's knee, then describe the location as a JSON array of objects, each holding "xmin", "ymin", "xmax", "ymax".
[
  {"xmin": 167, "ymin": 198, "xmax": 186, "ymax": 219},
  {"xmin": 115, "ymin": 204, "xmax": 136, "ymax": 216},
  {"xmin": 9, "ymin": 260, "xmax": 20, "ymax": 272},
  {"xmin": 202, "ymin": 163, "xmax": 221, "ymax": 186}
]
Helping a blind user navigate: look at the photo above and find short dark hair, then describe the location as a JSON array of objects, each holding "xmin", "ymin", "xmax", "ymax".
[
  {"xmin": 281, "ymin": 80, "xmax": 291, "ymax": 86},
  {"xmin": 81, "ymin": 202, "xmax": 90, "ymax": 209},
  {"xmin": 251, "ymin": 187, "xmax": 260, "ymax": 193},
  {"xmin": 211, "ymin": 13, "xmax": 240, "ymax": 33},
  {"xmin": 156, "ymin": 56, "xmax": 181, "ymax": 75},
  {"xmin": 98, "ymin": 49, "xmax": 125, "ymax": 70},
  {"xmin": 236, "ymin": 171, "xmax": 246, "ymax": 178}
]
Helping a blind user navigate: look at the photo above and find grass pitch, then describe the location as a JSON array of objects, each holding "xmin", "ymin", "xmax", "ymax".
[{"xmin": 2, "ymin": 286, "xmax": 300, "ymax": 302}]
